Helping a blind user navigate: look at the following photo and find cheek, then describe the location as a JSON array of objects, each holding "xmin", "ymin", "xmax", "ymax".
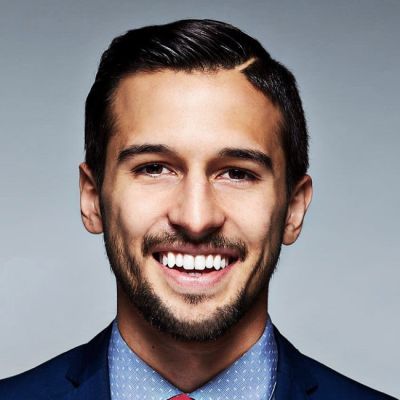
[
  {"xmin": 221, "ymin": 190, "xmax": 279, "ymax": 245},
  {"xmin": 104, "ymin": 185, "xmax": 168, "ymax": 242}
]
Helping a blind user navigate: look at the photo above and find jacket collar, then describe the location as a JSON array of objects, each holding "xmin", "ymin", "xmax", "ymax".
[
  {"xmin": 274, "ymin": 326, "xmax": 318, "ymax": 399},
  {"xmin": 62, "ymin": 323, "xmax": 318, "ymax": 400},
  {"xmin": 64, "ymin": 323, "xmax": 113, "ymax": 400}
]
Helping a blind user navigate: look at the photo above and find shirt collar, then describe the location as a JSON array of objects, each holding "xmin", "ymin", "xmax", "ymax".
[{"xmin": 108, "ymin": 318, "xmax": 278, "ymax": 400}]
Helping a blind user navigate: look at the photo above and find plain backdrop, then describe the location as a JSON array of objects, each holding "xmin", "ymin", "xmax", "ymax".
[{"xmin": 0, "ymin": 0, "xmax": 399, "ymax": 397}]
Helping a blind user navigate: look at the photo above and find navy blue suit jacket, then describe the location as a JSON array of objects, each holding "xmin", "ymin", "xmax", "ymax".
[{"xmin": 0, "ymin": 324, "xmax": 396, "ymax": 399}]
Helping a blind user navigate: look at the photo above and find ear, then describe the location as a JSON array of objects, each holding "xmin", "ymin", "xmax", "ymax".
[
  {"xmin": 283, "ymin": 175, "xmax": 313, "ymax": 245},
  {"xmin": 79, "ymin": 162, "xmax": 103, "ymax": 234}
]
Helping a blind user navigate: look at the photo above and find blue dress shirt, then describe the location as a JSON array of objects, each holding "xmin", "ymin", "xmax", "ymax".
[{"xmin": 108, "ymin": 318, "xmax": 278, "ymax": 400}]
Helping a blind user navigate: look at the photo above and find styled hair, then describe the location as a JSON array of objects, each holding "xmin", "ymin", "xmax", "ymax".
[{"xmin": 85, "ymin": 19, "xmax": 309, "ymax": 194}]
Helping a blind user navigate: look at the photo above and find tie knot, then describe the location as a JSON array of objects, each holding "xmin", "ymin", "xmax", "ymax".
[{"xmin": 168, "ymin": 395, "xmax": 193, "ymax": 400}]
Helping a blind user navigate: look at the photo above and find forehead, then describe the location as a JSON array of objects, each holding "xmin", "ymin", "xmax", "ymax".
[{"xmin": 108, "ymin": 68, "xmax": 284, "ymax": 161}]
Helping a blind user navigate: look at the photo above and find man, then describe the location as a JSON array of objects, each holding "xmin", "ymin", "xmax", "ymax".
[{"xmin": 0, "ymin": 19, "xmax": 395, "ymax": 400}]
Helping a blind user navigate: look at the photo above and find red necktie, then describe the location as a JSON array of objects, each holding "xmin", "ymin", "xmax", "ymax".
[{"xmin": 168, "ymin": 395, "xmax": 193, "ymax": 400}]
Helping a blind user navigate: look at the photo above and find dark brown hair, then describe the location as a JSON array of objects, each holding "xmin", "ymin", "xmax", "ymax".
[{"xmin": 85, "ymin": 19, "xmax": 309, "ymax": 194}]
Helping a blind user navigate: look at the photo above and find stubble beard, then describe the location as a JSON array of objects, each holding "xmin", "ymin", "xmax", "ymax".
[{"xmin": 103, "ymin": 225, "xmax": 284, "ymax": 343}]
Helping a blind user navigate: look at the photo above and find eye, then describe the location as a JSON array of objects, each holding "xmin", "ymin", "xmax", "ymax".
[
  {"xmin": 220, "ymin": 168, "xmax": 257, "ymax": 181},
  {"xmin": 134, "ymin": 163, "xmax": 171, "ymax": 177}
]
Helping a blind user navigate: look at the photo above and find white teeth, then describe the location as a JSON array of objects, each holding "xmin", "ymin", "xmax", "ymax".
[
  {"xmin": 183, "ymin": 254, "xmax": 194, "ymax": 270},
  {"xmin": 158, "ymin": 252, "xmax": 231, "ymax": 271},
  {"xmin": 175, "ymin": 253, "xmax": 183, "ymax": 267},
  {"xmin": 167, "ymin": 252, "xmax": 175, "ymax": 268},
  {"xmin": 213, "ymin": 254, "xmax": 221, "ymax": 270},
  {"xmin": 221, "ymin": 257, "xmax": 226, "ymax": 268},
  {"xmin": 194, "ymin": 255, "xmax": 206, "ymax": 270},
  {"xmin": 206, "ymin": 254, "xmax": 214, "ymax": 269}
]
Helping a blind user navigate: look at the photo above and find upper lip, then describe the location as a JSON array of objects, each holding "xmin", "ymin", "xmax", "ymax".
[{"xmin": 151, "ymin": 244, "xmax": 240, "ymax": 259}]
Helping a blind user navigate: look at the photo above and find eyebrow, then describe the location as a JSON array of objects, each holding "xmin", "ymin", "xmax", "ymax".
[
  {"xmin": 117, "ymin": 144, "xmax": 175, "ymax": 164},
  {"xmin": 117, "ymin": 143, "xmax": 273, "ymax": 172},
  {"xmin": 218, "ymin": 148, "xmax": 273, "ymax": 172}
]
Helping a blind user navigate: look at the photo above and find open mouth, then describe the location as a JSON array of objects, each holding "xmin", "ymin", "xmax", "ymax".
[{"xmin": 153, "ymin": 252, "xmax": 238, "ymax": 272}]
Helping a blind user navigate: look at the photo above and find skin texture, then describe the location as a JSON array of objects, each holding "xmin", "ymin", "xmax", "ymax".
[{"xmin": 79, "ymin": 68, "xmax": 312, "ymax": 391}]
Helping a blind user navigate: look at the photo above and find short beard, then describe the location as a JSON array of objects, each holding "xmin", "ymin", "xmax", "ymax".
[{"xmin": 103, "ymin": 226, "xmax": 284, "ymax": 342}]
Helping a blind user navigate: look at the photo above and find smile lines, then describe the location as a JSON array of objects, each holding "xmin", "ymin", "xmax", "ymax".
[{"xmin": 157, "ymin": 252, "xmax": 232, "ymax": 271}]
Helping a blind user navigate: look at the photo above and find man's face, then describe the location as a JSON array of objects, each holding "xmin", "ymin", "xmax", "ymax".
[{"xmin": 90, "ymin": 68, "xmax": 292, "ymax": 340}]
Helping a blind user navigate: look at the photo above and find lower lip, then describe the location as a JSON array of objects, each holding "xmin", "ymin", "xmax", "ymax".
[{"xmin": 157, "ymin": 261, "xmax": 236, "ymax": 291}]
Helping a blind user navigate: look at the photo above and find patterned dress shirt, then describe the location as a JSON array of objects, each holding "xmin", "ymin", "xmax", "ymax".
[{"xmin": 108, "ymin": 318, "xmax": 278, "ymax": 400}]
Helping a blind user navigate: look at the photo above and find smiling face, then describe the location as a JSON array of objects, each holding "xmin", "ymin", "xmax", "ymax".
[{"xmin": 80, "ymin": 68, "xmax": 312, "ymax": 341}]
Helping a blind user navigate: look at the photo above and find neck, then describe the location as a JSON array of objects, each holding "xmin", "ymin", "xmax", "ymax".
[{"xmin": 116, "ymin": 288, "xmax": 269, "ymax": 392}]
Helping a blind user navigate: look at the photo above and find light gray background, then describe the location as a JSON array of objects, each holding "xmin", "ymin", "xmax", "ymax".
[{"xmin": 0, "ymin": 0, "xmax": 398, "ymax": 397}]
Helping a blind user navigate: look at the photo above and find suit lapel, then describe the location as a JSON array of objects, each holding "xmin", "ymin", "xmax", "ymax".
[
  {"xmin": 275, "ymin": 369, "xmax": 309, "ymax": 400},
  {"xmin": 63, "ymin": 323, "xmax": 113, "ymax": 400},
  {"xmin": 273, "ymin": 326, "xmax": 318, "ymax": 400},
  {"xmin": 64, "ymin": 371, "xmax": 111, "ymax": 400}
]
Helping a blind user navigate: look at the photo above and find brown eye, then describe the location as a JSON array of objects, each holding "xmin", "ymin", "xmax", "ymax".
[
  {"xmin": 227, "ymin": 169, "xmax": 254, "ymax": 180},
  {"xmin": 143, "ymin": 164, "xmax": 164, "ymax": 175},
  {"xmin": 134, "ymin": 163, "xmax": 170, "ymax": 176}
]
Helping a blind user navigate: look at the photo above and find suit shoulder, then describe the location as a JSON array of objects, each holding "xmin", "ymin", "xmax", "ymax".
[
  {"xmin": 302, "ymin": 353, "xmax": 397, "ymax": 399},
  {"xmin": 0, "ymin": 342, "xmax": 85, "ymax": 399},
  {"xmin": 274, "ymin": 328, "xmax": 397, "ymax": 400},
  {"xmin": 0, "ymin": 325, "xmax": 112, "ymax": 400}
]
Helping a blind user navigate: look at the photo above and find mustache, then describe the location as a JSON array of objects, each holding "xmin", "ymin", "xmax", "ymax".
[{"xmin": 142, "ymin": 232, "xmax": 248, "ymax": 261}]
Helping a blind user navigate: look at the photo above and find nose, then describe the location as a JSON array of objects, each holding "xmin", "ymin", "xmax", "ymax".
[{"xmin": 167, "ymin": 174, "xmax": 225, "ymax": 240}]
